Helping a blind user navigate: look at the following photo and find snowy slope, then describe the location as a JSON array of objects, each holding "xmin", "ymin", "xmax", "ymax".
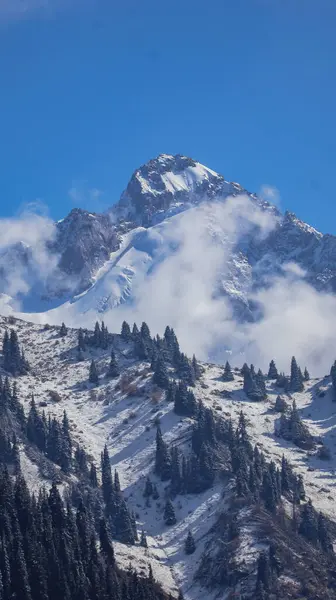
[{"xmin": 3, "ymin": 315, "xmax": 336, "ymax": 598}]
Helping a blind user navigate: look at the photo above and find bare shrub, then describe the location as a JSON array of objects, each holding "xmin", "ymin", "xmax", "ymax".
[{"xmin": 48, "ymin": 390, "xmax": 62, "ymax": 403}]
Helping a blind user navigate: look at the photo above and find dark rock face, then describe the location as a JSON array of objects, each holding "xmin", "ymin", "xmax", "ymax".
[{"xmin": 53, "ymin": 209, "xmax": 120, "ymax": 292}]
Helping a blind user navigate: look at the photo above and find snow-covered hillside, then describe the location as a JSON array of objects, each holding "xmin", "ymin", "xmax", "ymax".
[{"xmin": 3, "ymin": 315, "xmax": 336, "ymax": 599}]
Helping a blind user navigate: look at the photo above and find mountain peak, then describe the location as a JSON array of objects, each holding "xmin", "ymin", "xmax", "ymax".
[{"xmin": 113, "ymin": 153, "xmax": 231, "ymax": 225}]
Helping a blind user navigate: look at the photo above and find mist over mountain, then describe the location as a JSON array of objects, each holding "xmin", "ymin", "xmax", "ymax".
[
  {"xmin": 2, "ymin": 156, "xmax": 336, "ymax": 600},
  {"xmin": 1, "ymin": 153, "xmax": 336, "ymax": 374}
]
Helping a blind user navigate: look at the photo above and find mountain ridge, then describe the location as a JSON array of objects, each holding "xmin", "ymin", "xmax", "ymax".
[{"xmin": 2, "ymin": 153, "xmax": 336, "ymax": 369}]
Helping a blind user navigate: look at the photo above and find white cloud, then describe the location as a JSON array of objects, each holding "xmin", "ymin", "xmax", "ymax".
[
  {"xmin": 100, "ymin": 195, "xmax": 278, "ymax": 360},
  {"xmin": 6, "ymin": 191, "xmax": 336, "ymax": 380},
  {"xmin": 260, "ymin": 184, "xmax": 281, "ymax": 208},
  {"xmin": 0, "ymin": 205, "xmax": 58, "ymax": 301},
  {"xmin": 68, "ymin": 182, "xmax": 108, "ymax": 213}
]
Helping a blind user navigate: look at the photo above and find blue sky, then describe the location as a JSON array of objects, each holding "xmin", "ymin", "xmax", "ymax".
[{"xmin": 0, "ymin": 0, "xmax": 335, "ymax": 232}]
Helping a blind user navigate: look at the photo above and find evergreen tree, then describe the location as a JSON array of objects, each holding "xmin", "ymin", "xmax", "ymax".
[
  {"xmin": 100, "ymin": 321, "xmax": 109, "ymax": 349},
  {"xmin": 166, "ymin": 381, "xmax": 177, "ymax": 404},
  {"xmin": 2, "ymin": 329, "xmax": 10, "ymax": 371},
  {"xmin": 268, "ymin": 359, "xmax": 278, "ymax": 379},
  {"xmin": 155, "ymin": 426, "xmax": 171, "ymax": 481},
  {"xmin": 303, "ymin": 367, "xmax": 310, "ymax": 381},
  {"xmin": 121, "ymin": 321, "xmax": 131, "ymax": 341},
  {"xmin": 134, "ymin": 335, "xmax": 149, "ymax": 360},
  {"xmin": 184, "ymin": 531, "xmax": 196, "ymax": 555},
  {"xmin": 274, "ymin": 395, "xmax": 287, "ymax": 413},
  {"xmin": 331, "ymin": 360, "xmax": 336, "ymax": 401},
  {"xmin": 143, "ymin": 477, "xmax": 153, "ymax": 498},
  {"xmin": 140, "ymin": 530, "xmax": 148, "ymax": 548},
  {"xmin": 191, "ymin": 354, "xmax": 202, "ymax": 380},
  {"xmin": 170, "ymin": 447, "xmax": 182, "ymax": 497},
  {"xmin": 107, "ymin": 350, "xmax": 120, "ymax": 378},
  {"xmin": 89, "ymin": 360, "xmax": 99, "ymax": 385},
  {"xmin": 115, "ymin": 499, "xmax": 135, "ymax": 544},
  {"xmin": 222, "ymin": 361, "xmax": 234, "ymax": 382},
  {"xmin": 256, "ymin": 369, "xmax": 267, "ymax": 398},
  {"xmin": 60, "ymin": 322, "xmax": 68, "ymax": 337},
  {"xmin": 93, "ymin": 322, "xmax": 101, "ymax": 347},
  {"xmin": 132, "ymin": 323, "xmax": 139, "ymax": 337},
  {"xmin": 163, "ymin": 500, "xmax": 176, "ymax": 526},
  {"xmin": 99, "ymin": 518, "xmax": 115, "ymax": 564},
  {"xmin": 140, "ymin": 322, "xmax": 151, "ymax": 340},
  {"xmin": 290, "ymin": 356, "xmax": 304, "ymax": 392},
  {"xmin": 78, "ymin": 328, "xmax": 86, "ymax": 352},
  {"xmin": 89, "ymin": 463, "xmax": 98, "ymax": 488},
  {"xmin": 174, "ymin": 381, "xmax": 197, "ymax": 417},
  {"xmin": 153, "ymin": 355, "xmax": 170, "ymax": 389},
  {"xmin": 299, "ymin": 499, "xmax": 318, "ymax": 543},
  {"xmin": 178, "ymin": 354, "xmax": 195, "ymax": 387},
  {"xmin": 101, "ymin": 445, "xmax": 115, "ymax": 511}
]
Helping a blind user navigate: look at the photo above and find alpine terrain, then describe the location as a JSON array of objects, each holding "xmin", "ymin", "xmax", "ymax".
[{"xmin": 1, "ymin": 155, "xmax": 336, "ymax": 600}]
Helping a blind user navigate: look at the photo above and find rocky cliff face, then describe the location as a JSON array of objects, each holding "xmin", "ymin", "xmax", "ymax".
[{"xmin": 52, "ymin": 208, "xmax": 120, "ymax": 293}]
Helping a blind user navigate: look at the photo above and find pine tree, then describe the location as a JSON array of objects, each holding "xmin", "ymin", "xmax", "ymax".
[
  {"xmin": 243, "ymin": 367, "xmax": 265, "ymax": 401},
  {"xmin": 121, "ymin": 321, "xmax": 131, "ymax": 341},
  {"xmin": 256, "ymin": 369, "xmax": 267, "ymax": 398},
  {"xmin": 99, "ymin": 517, "xmax": 115, "ymax": 564},
  {"xmin": 89, "ymin": 463, "xmax": 98, "ymax": 488},
  {"xmin": 170, "ymin": 447, "xmax": 182, "ymax": 496},
  {"xmin": 115, "ymin": 499, "xmax": 135, "ymax": 544},
  {"xmin": 274, "ymin": 395, "xmax": 287, "ymax": 413},
  {"xmin": 132, "ymin": 323, "xmax": 139, "ymax": 337},
  {"xmin": 143, "ymin": 477, "xmax": 153, "ymax": 497},
  {"xmin": 174, "ymin": 381, "xmax": 197, "ymax": 417},
  {"xmin": 155, "ymin": 426, "xmax": 171, "ymax": 481},
  {"xmin": 93, "ymin": 322, "xmax": 101, "ymax": 347},
  {"xmin": 9, "ymin": 330, "xmax": 21, "ymax": 374},
  {"xmin": 107, "ymin": 350, "xmax": 120, "ymax": 378},
  {"xmin": 299, "ymin": 499, "xmax": 318, "ymax": 543},
  {"xmin": 2, "ymin": 330, "xmax": 10, "ymax": 371},
  {"xmin": 290, "ymin": 356, "xmax": 304, "ymax": 392},
  {"xmin": 178, "ymin": 354, "xmax": 195, "ymax": 387},
  {"xmin": 303, "ymin": 367, "xmax": 310, "ymax": 381},
  {"xmin": 78, "ymin": 328, "xmax": 86, "ymax": 351},
  {"xmin": 268, "ymin": 359, "xmax": 278, "ymax": 379},
  {"xmin": 153, "ymin": 355, "xmax": 170, "ymax": 389},
  {"xmin": 134, "ymin": 335, "xmax": 149, "ymax": 360},
  {"xmin": 140, "ymin": 530, "xmax": 148, "ymax": 548},
  {"xmin": 331, "ymin": 360, "xmax": 336, "ymax": 401},
  {"xmin": 101, "ymin": 445, "xmax": 115, "ymax": 512},
  {"xmin": 140, "ymin": 321, "xmax": 151, "ymax": 340},
  {"xmin": 60, "ymin": 322, "xmax": 68, "ymax": 337},
  {"xmin": 100, "ymin": 321, "xmax": 109, "ymax": 349},
  {"xmin": 163, "ymin": 500, "xmax": 176, "ymax": 526},
  {"xmin": 191, "ymin": 355, "xmax": 202, "ymax": 380},
  {"xmin": 166, "ymin": 381, "xmax": 177, "ymax": 404},
  {"xmin": 184, "ymin": 531, "xmax": 196, "ymax": 554},
  {"xmin": 222, "ymin": 361, "xmax": 234, "ymax": 382},
  {"xmin": 89, "ymin": 360, "xmax": 99, "ymax": 385}
]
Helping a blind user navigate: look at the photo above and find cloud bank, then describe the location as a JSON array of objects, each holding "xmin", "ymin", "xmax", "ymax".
[
  {"xmin": 0, "ymin": 207, "xmax": 58, "ymax": 308},
  {"xmin": 2, "ymin": 193, "xmax": 336, "ymax": 378}
]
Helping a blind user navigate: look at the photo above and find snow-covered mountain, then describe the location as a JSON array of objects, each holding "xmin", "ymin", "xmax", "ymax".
[
  {"xmin": 2, "ymin": 314, "xmax": 336, "ymax": 600},
  {"xmin": 3, "ymin": 153, "xmax": 336, "ymax": 356}
]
